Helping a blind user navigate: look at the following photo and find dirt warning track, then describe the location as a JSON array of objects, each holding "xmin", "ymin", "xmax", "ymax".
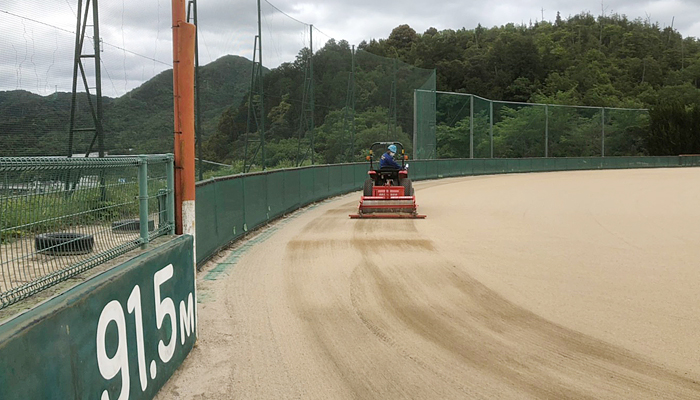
[{"xmin": 158, "ymin": 168, "xmax": 700, "ymax": 399}]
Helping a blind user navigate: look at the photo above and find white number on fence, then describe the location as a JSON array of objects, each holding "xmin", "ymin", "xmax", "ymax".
[{"xmin": 96, "ymin": 264, "xmax": 194, "ymax": 399}]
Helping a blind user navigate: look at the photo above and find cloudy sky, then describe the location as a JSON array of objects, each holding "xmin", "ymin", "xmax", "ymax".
[{"xmin": 1, "ymin": 0, "xmax": 698, "ymax": 98}]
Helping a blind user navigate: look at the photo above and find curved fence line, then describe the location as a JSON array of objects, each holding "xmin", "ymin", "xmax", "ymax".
[{"xmin": 195, "ymin": 155, "xmax": 700, "ymax": 265}]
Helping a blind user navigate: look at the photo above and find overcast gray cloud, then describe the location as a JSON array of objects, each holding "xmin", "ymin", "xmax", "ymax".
[{"xmin": 1, "ymin": 0, "xmax": 698, "ymax": 98}]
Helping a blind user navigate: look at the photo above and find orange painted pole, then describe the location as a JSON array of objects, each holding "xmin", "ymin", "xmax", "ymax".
[
  {"xmin": 172, "ymin": 0, "xmax": 184, "ymax": 234},
  {"xmin": 172, "ymin": 0, "xmax": 196, "ymax": 238},
  {"xmin": 172, "ymin": 0, "xmax": 198, "ymax": 338},
  {"xmin": 172, "ymin": 1, "xmax": 196, "ymax": 249}
]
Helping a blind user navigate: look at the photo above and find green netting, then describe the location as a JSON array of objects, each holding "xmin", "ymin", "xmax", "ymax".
[
  {"xmin": 414, "ymin": 76, "xmax": 437, "ymax": 159},
  {"xmin": 200, "ymin": 3, "xmax": 436, "ymax": 173},
  {"xmin": 349, "ymin": 50, "xmax": 435, "ymax": 161},
  {"xmin": 434, "ymin": 93, "xmax": 471, "ymax": 159},
  {"xmin": 0, "ymin": 1, "xmax": 175, "ymax": 158}
]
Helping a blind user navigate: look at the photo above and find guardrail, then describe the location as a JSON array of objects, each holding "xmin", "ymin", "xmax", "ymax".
[
  {"xmin": 195, "ymin": 155, "xmax": 700, "ymax": 266},
  {"xmin": 0, "ymin": 155, "xmax": 175, "ymax": 309}
]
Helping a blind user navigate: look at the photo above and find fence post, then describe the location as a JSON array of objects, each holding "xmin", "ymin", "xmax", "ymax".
[
  {"xmin": 470, "ymin": 94, "xmax": 474, "ymax": 159},
  {"xmin": 601, "ymin": 107, "xmax": 606, "ymax": 157},
  {"xmin": 545, "ymin": 104, "xmax": 549, "ymax": 158},
  {"xmin": 138, "ymin": 156, "xmax": 149, "ymax": 248},
  {"xmin": 490, "ymin": 100, "xmax": 494, "ymax": 158},
  {"xmin": 413, "ymin": 89, "xmax": 418, "ymax": 160},
  {"xmin": 166, "ymin": 154, "xmax": 175, "ymax": 233}
]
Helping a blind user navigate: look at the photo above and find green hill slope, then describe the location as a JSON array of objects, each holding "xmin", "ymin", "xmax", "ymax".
[{"xmin": 0, "ymin": 54, "xmax": 255, "ymax": 156}]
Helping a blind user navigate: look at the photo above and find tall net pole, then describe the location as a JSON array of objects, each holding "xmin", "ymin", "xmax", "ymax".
[
  {"xmin": 310, "ymin": 25, "xmax": 315, "ymax": 164},
  {"xmin": 257, "ymin": 0, "xmax": 265, "ymax": 170},
  {"xmin": 244, "ymin": 37, "xmax": 258, "ymax": 173},
  {"xmin": 67, "ymin": 0, "xmax": 105, "ymax": 159},
  {"xmin": 343, "ymin": 45, "xmax": 356, "ymax": 162},
  {"xmin": 295, "ymin": 24, "xmax": 315, "ymax": 166},
  {"xmin": 351, "ymin": 45, "xmax": 356, "ymax": 160},
  {"xmin": 244, "ymin": 8, "xmax": 266, "ymax": 173}
]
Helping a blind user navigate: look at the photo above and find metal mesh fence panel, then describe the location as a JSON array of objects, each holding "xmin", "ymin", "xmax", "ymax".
[
  {"xmin": 0, "ymin": 155, "xmax": 173, "ymax": 308},
  {"xmin": 472, "ymin": 95, "xmax": 492, "ymax": 158},
  {"xmin": 604, "ymin": 108, "xmax": 650, "ymax": 156},
  {"xmin": 422, "ymin": 91, "xmax": 650, "ymax": 159},
  {"xmin": 414, "ymin": 84, "xmax": 436, "ymax": 159},
  {"xmin": 434, "ymin": 92, "xmax": 470, "ymax": 159},
  {"xmin": 547, "ymin": 105, "xmax": 602, "ymax": 157},
  {"xmin": 492, "ymin": 102, "xmax": 547, "ymax": 158}
]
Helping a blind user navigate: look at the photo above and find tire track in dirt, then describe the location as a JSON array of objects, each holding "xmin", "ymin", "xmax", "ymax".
[
  {"xmin": 346, "ymin": 219, "xmax": 700, "ymax": 399},
  {"xmin": 281, "ymin": 214, "xmax": 700, "ymax": 398},
  {"xmin": 158, "ymin": 169, "xmax": 700, "ymax": 399}
]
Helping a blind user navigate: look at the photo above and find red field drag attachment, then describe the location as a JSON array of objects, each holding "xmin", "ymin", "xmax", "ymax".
[{"xmin": 349, "ymin": 185, "xmax": 426, "ymax": 219}]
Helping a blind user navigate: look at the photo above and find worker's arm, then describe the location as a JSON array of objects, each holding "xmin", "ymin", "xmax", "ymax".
[{"xmin": 383, "ymin": 153, "xmax": 402, "ymax": 169}]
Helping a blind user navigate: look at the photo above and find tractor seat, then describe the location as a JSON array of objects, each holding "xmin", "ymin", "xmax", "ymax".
[{"xmin": 377, "ymin": 166, "xmax": 401, "ymax": 173}]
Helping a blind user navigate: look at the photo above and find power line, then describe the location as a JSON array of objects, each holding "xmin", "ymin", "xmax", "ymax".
[
  {"xmin": 101, "ymin": 59, "xmax": 120, "ymax": 97},
  {"xmin": 262, "ymin": 0, "xmax": 308, "ymax": 27},
  {"xmin": 64, "ymin": 0, "xmax": 76, "ymax": 16},
  {"xmin": 1, "ymin": 9, "xmax": 171, "ymax": 66},
  {"xmin": 312, "ymin": 26, "xmax": 334, "ymax": 41}
]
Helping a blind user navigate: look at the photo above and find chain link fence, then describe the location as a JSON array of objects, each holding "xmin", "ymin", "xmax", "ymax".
[
  {"xmin": 0, "ymin": 155, "xmax": 174, "ymax": 309},
  {"xmin": 421, "ymin": 91, "xmax": 650, "ymax": 159}
]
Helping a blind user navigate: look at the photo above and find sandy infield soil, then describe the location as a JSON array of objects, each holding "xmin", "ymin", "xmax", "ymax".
[{"xmin": 157, "ymin": 168, "xmax": 700, "ymax": 399}]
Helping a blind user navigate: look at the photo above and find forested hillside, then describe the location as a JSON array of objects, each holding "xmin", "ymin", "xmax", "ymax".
[
  {"xmin": 207, "ymin": 12, "xmax": 700, "ymax": 167},
  {"xmin": 204, "ymin": 43, "xmax": 433, "ymax": 166},
  {"xmin": 364, "ymin": 13, "xmax": 700, "ymax": 107},
  {"xmin": 2, "ymin": 12, "xmax": 698, "ymax": 161},
  {"xmin": 0, "ymin": 55, "xmax": 254, "ymax": 156}
]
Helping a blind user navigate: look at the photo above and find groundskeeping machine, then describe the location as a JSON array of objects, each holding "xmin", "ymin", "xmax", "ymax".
[{"xmin": 349, "ymin": 142, "xmax": 426, "ymax": 219}]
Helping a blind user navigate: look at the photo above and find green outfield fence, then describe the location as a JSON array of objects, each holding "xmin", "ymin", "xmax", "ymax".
[
  {"xmin": 0, "ymin": 155, "xmax": 174, "ymax": 309},
  {"xmin": 195, "ymin": 155, "xmax": 700, "ymax": 265}
]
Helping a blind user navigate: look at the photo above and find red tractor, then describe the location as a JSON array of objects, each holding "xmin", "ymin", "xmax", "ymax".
[{"xmin": 349, "ymin": 142, "xmax": 426, "ymax": 219}]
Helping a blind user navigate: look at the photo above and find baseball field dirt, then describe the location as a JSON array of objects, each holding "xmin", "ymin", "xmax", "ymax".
[{"xmin": 157, "ymin": 168, "xmax": 700, "ymax": 399}]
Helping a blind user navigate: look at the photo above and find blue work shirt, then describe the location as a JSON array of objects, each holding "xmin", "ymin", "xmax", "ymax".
[{"xmin": 380, "ymin": 151, "xmax": 401, "ymax": 169}]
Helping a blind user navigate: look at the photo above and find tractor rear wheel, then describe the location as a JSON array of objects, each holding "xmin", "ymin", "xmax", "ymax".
[
  {"xmin": 401, "ymin": 178, "xmax": 414, "ymax": 196},
  {"xmin": 363, "ymin": 178, "xmax": 373, "ymax": 196}
]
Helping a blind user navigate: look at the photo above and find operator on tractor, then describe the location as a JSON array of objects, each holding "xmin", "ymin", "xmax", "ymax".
[{"xmin": 380, "ymin": 144, "xmax": 402, "ymax": 169}]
